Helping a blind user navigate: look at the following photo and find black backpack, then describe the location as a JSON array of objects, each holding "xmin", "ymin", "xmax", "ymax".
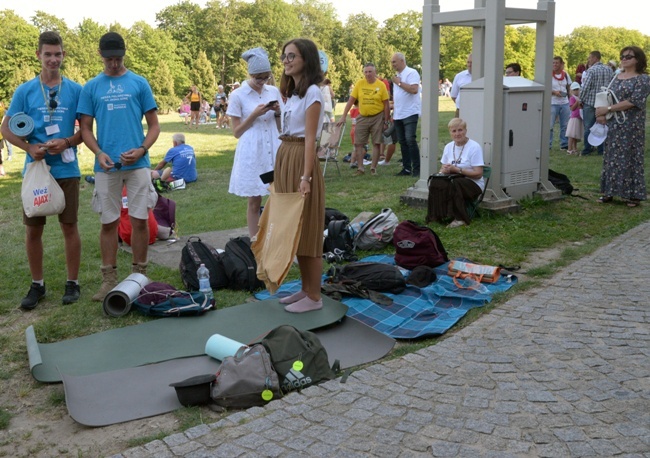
[
  {"xmin": 392, "ymin": 220, "xmax": 449, "ymax": 270},
  {"xmin": 324, "ymin": 207, "xmax": 349, "ymax": 229},
  {"xmin": 323, "ymin": 219, "xmax": 355, "ymax": 254},
  {"xmin": 548, "ymin": 169, "xmax": 574, "ymax": 195},
  {"xmin": 179, "ymin": 236, "xmax": 229, "ymax": 291},
  {"xmin": 261, "ymin": 325, "xmax": 338, "ymax": 393},
  {"xmin": 222, "ymin": 236, "xmax": 265, "ymax": 291},
  {"xmin": 334, "ymin": 261, "xmax": 406, "ymax": 294}
]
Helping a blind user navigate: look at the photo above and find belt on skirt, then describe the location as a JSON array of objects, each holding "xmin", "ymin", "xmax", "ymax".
[{"xmin": 278, "ymin": 135, "xmax": 305, "ymax": 142}]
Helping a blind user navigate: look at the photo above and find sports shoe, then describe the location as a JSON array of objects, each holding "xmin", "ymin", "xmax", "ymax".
[
  {"xmin": 62, "ymin": 281, "xmax": 81, "ymax": 305},
  {"xmin": 21, "ymin": 282, "xmax": 46, "ymax": 310},
  {"xmin": 350, "ymin": 162, "xmax": 358, "ymax": 169},
  {"xmin": 378, "ymin": 160, "xmax": 391, "ymax": 166},
  {"xmin": 396, "ymin": 169, "xmax": 411, "ymax": 176}
]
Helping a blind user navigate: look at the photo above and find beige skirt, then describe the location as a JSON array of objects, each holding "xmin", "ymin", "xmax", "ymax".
[{"xmin": 274, "ymin": 137, "xmax": 324, "ymax": 257}]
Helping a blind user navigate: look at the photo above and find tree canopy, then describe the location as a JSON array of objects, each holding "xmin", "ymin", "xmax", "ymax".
[{"xmin": 0, "ymin": 3, "xmax": 648, "ymax": 104}]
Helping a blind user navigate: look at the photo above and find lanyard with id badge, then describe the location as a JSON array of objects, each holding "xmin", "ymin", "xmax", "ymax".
[{"xmin": 40, "ymin": 77, "xmax": 75, "ymax": 163}]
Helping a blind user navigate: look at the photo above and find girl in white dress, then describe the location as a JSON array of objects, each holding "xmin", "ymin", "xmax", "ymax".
[{"xmin": 227, "ymin": 47, "xmax": 283, "ymax": 237}]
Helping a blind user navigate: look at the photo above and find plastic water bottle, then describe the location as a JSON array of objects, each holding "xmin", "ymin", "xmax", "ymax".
[{"xmin": 197, "ymin": 264, "xmax": 214, "ymax": 305}]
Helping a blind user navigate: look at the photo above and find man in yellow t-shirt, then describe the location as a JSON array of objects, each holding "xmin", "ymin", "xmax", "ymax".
[{"xmin": 338, "ymin": 63, "xmax": 390, "ymax": 176}]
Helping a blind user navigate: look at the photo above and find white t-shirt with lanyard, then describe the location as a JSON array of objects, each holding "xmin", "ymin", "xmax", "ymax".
[{"xmin": 440, "ymin": 138, "xmax": 485, "ymax": 190}]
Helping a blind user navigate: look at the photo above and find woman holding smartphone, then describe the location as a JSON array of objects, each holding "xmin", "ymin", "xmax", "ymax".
[
  {"xmin": 271, "ymin": 38, "xmax": 325, "ymax": 313},
  {"xmin": 227, "ymin": 47, "xmax": 282, "ymax": 237}
]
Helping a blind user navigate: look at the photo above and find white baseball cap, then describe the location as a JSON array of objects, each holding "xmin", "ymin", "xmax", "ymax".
[{"xmin": 588, "ymin": 123, "xmax": 608, "ymax": 146}]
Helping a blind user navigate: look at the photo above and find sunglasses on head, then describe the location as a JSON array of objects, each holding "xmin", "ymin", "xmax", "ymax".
[
  {"xmin": 620, "ymin": 54, "xmax": 635, "ymax": 61},
  {"xmin": 49, "ymin": 90, "xmax": 58, "ymax": 110}
]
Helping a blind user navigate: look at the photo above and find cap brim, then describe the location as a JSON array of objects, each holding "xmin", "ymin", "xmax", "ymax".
[
  {"xmin": 588, "ymin": 134, "xmax": 606, "ymax": 146},
  {"xmin": 100, "ymin": 49, "xmax": 125, "ymax": 58}
]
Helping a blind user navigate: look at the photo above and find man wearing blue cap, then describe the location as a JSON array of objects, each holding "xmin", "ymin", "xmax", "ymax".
[
  {"xmin": 78, "ymin": 31, "xmax": 160, "ymax": 302},
  {"xmin": 1, "ymin": 31, "xmax": 84, "ymax": 309}
]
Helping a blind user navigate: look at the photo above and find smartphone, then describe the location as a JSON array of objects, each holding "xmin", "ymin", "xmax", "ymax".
[
  {"xmin": 259, "ymin": 170, "xmax": 274, "ymax": 184},
  {"xmin": 265, "ymin": 100, "xmax": 278, "ymax": 108}
]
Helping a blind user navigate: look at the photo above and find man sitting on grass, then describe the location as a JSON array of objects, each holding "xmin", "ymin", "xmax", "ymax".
[{"xmin": 151, "ymin": 133, "xmax": 197, "ymax": 184}]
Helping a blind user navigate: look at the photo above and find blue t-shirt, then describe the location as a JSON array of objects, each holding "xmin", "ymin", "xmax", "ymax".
[
  {"xmin": 7, "ymin": 76, "xmax": 82, "ymax": 179},
  {"xmin": 77, "ymin": 70, "xmax": 157, "ymax": 173},
  {"xmin": 164, "ymin": 143, "xmax": 197, "ymax": 183}
]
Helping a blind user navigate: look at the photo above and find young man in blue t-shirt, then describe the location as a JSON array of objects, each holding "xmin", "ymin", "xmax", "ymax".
[
  {"xmin": 1, "ymin": 31, "xmax": 84, "ymax": 309},
  {"xmin": 77, "ymin": 32, "xmax": 160, "ymax": 302},
  {"xmin": 151, "ymin": 133, "xmax": 198, "ymax": 183}
]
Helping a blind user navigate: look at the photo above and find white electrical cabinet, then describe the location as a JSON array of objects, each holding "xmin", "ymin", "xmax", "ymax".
[{"xmin": 460, "ymin": 76, "xmax": 546, "ymax": 201}]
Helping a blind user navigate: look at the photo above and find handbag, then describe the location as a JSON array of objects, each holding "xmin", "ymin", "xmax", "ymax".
[
  {"xmin": 594, "ymin": 76, "xmax": 626, "ymax": 124},
  {"xmin": 21, "ymin": 160, "xmax": 66, "ymax": 217},
  {"xmin": 210, "ymin": 344, "xmax": 282, "ymax": 408},
  {"xmin": 448, "ymin": 260, "xmax": 501, "ymax": 286}
]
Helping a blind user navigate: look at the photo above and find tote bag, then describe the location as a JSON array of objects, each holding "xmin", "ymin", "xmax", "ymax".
[
  {"xmin": 251, "ymin": 184, "xmax": 305, "ymax": 294},
  {"xmin": 21, "ymin": 160, "xmax": 65, "ymax": 217}
]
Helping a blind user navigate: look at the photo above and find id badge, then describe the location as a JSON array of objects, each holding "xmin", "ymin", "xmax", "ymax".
[{"xmin": 45, "ymin": 124, "xmax": 60, "ymax": 136}]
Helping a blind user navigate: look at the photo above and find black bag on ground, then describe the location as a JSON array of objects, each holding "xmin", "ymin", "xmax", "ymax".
[
  {"xmin": 323, "ymin": 219, "xmax": 355, "ymax": 254},
  {"xmin": 222, "ymin": 236, "xmax": 265, "ymax": 291},
  {"xmin": 179, "ymin": 236, "xmax": 229, "ymax": 290},
  {"xmin": 392, "ymin": 220, "xmax": 449, "ymax": 269},
  {"xmin": 324, "ymin": 207, "xmax": 349, "ymax": 229},
  {"xmin": 335, "ymin": 261, "xmax": 406, "ymax": 294},
  {"xmin": 548, "ymin": 169, "xmax": 574, "ymax": 195},
  {"xmin": 261, "ymin": 325, "xmax": 338, "ymax": 393}
]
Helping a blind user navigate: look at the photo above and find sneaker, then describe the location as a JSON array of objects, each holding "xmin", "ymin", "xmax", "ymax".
[
  {"xmin": 362, "ymin": 159, "xmax": 372, "ymax": 166},
  {"xmin": 62, "ymin": 281, "xmax": 81, "ymax": 305},
  {"xmin": 396, "ymin": 169, "xmax": 411, "ymax": 176},
  {"xmin": 378, "ymin": 160, "xmax": 391, "ymax": 166},
  {"xmin": 350, "ymin": 162, "xmax": 358, "ymax": 169},
  {"xmin": 446, "ymin": 220, "xmax": 467, "ymax": 228},
  {"xmin": 412, "ymin": 169, "xmax": 421, "ymax": 177},
  {"xmin": 21, "ymin": 282, "xmax": 46, "ymax": 310},
  {"xmin": 354, "ymin": 169, "xmax": 365, "ymax": 176}
]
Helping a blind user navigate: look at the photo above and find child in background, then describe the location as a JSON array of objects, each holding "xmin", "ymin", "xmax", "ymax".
[{"xmin": 566, "ymin": 81, "xmax": 583, "ymax": 155}]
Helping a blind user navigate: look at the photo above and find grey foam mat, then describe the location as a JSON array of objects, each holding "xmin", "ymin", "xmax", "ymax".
[{"xmin": 62, "ymin": 317, "xmax": 394, "ymax": 426}]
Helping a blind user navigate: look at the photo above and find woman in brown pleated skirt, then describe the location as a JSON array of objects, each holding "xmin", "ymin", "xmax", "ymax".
[{"xmin": 274, "ymin": 38, "xmax": 326, "ymax": 313}]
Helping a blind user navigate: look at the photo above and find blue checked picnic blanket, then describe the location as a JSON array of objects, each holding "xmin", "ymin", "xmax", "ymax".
[{"xmin": 255, "ymin": 255, "xmax": 517, "ymax": 339}]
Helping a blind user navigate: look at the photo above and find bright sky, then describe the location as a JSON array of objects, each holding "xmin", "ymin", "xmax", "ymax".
[{"xmin": 5, "ymin": 0, "xmax": 648, "ymax": 37}]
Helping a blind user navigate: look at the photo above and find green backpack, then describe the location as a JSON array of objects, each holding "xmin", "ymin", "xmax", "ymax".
[{"xmin": 261, "ymin": 325, "xmax": 339, "ymax": 393}]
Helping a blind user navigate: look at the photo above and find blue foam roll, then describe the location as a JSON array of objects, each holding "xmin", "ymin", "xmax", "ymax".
[
  {"xmin": 8, "ymin": 112, "xmax": 35, "ymax": 137},
  {"xmin": 205, "ymin": 334, "xmax": 247, "ymax": 361}
]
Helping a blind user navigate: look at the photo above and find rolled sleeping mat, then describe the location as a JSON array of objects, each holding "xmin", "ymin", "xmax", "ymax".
[
  {"xmin": 205, "ymin": 333, "xmax": 248, "ymax": 361},
  {"xmin": 8, "ymin": 112, "xmax": 35, "ymax": 137},
  {"xmin": 103, "ymin": 273, "xmax": 150, "ymax": 317}
]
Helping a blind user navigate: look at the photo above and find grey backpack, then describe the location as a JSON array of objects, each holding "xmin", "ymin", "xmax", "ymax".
[{"xmin": 353, "ymin": 208, "xmax": 399, "ymax": 251}]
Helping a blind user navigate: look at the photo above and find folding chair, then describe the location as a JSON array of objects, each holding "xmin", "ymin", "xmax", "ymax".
[
  {"xmin": 467, "ymin": 165, "xmax": 491, "ymax": 219},
  {"xmin": 317, "ymin": 122, "xmax": 345, "ymax": 176}
]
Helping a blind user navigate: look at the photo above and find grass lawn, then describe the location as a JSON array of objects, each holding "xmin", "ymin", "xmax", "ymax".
[{"xmin": 0, "ymin": 96, "xmax": 649, "ymax": 435}]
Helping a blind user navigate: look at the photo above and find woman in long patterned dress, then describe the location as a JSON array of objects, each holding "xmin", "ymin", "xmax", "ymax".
[{"xmin": 595, "ymin": 46, "xmax": 650, "ymax": 207}]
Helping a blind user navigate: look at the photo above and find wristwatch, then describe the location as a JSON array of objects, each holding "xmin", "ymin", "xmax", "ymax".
[{"xmin": 300, "ymin": 176, "xmax": 312, "ymax": 182}]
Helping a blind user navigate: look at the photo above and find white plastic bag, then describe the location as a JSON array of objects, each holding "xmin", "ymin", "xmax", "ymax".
[{"xmin": 21, "ymin": 160, "xmax": 65, "ymax": 217}]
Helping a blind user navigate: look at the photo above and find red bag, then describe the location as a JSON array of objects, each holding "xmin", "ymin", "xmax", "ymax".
[{"xmin": 392, "ymin": 220, "xmax": 449, "ymax": 270}]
